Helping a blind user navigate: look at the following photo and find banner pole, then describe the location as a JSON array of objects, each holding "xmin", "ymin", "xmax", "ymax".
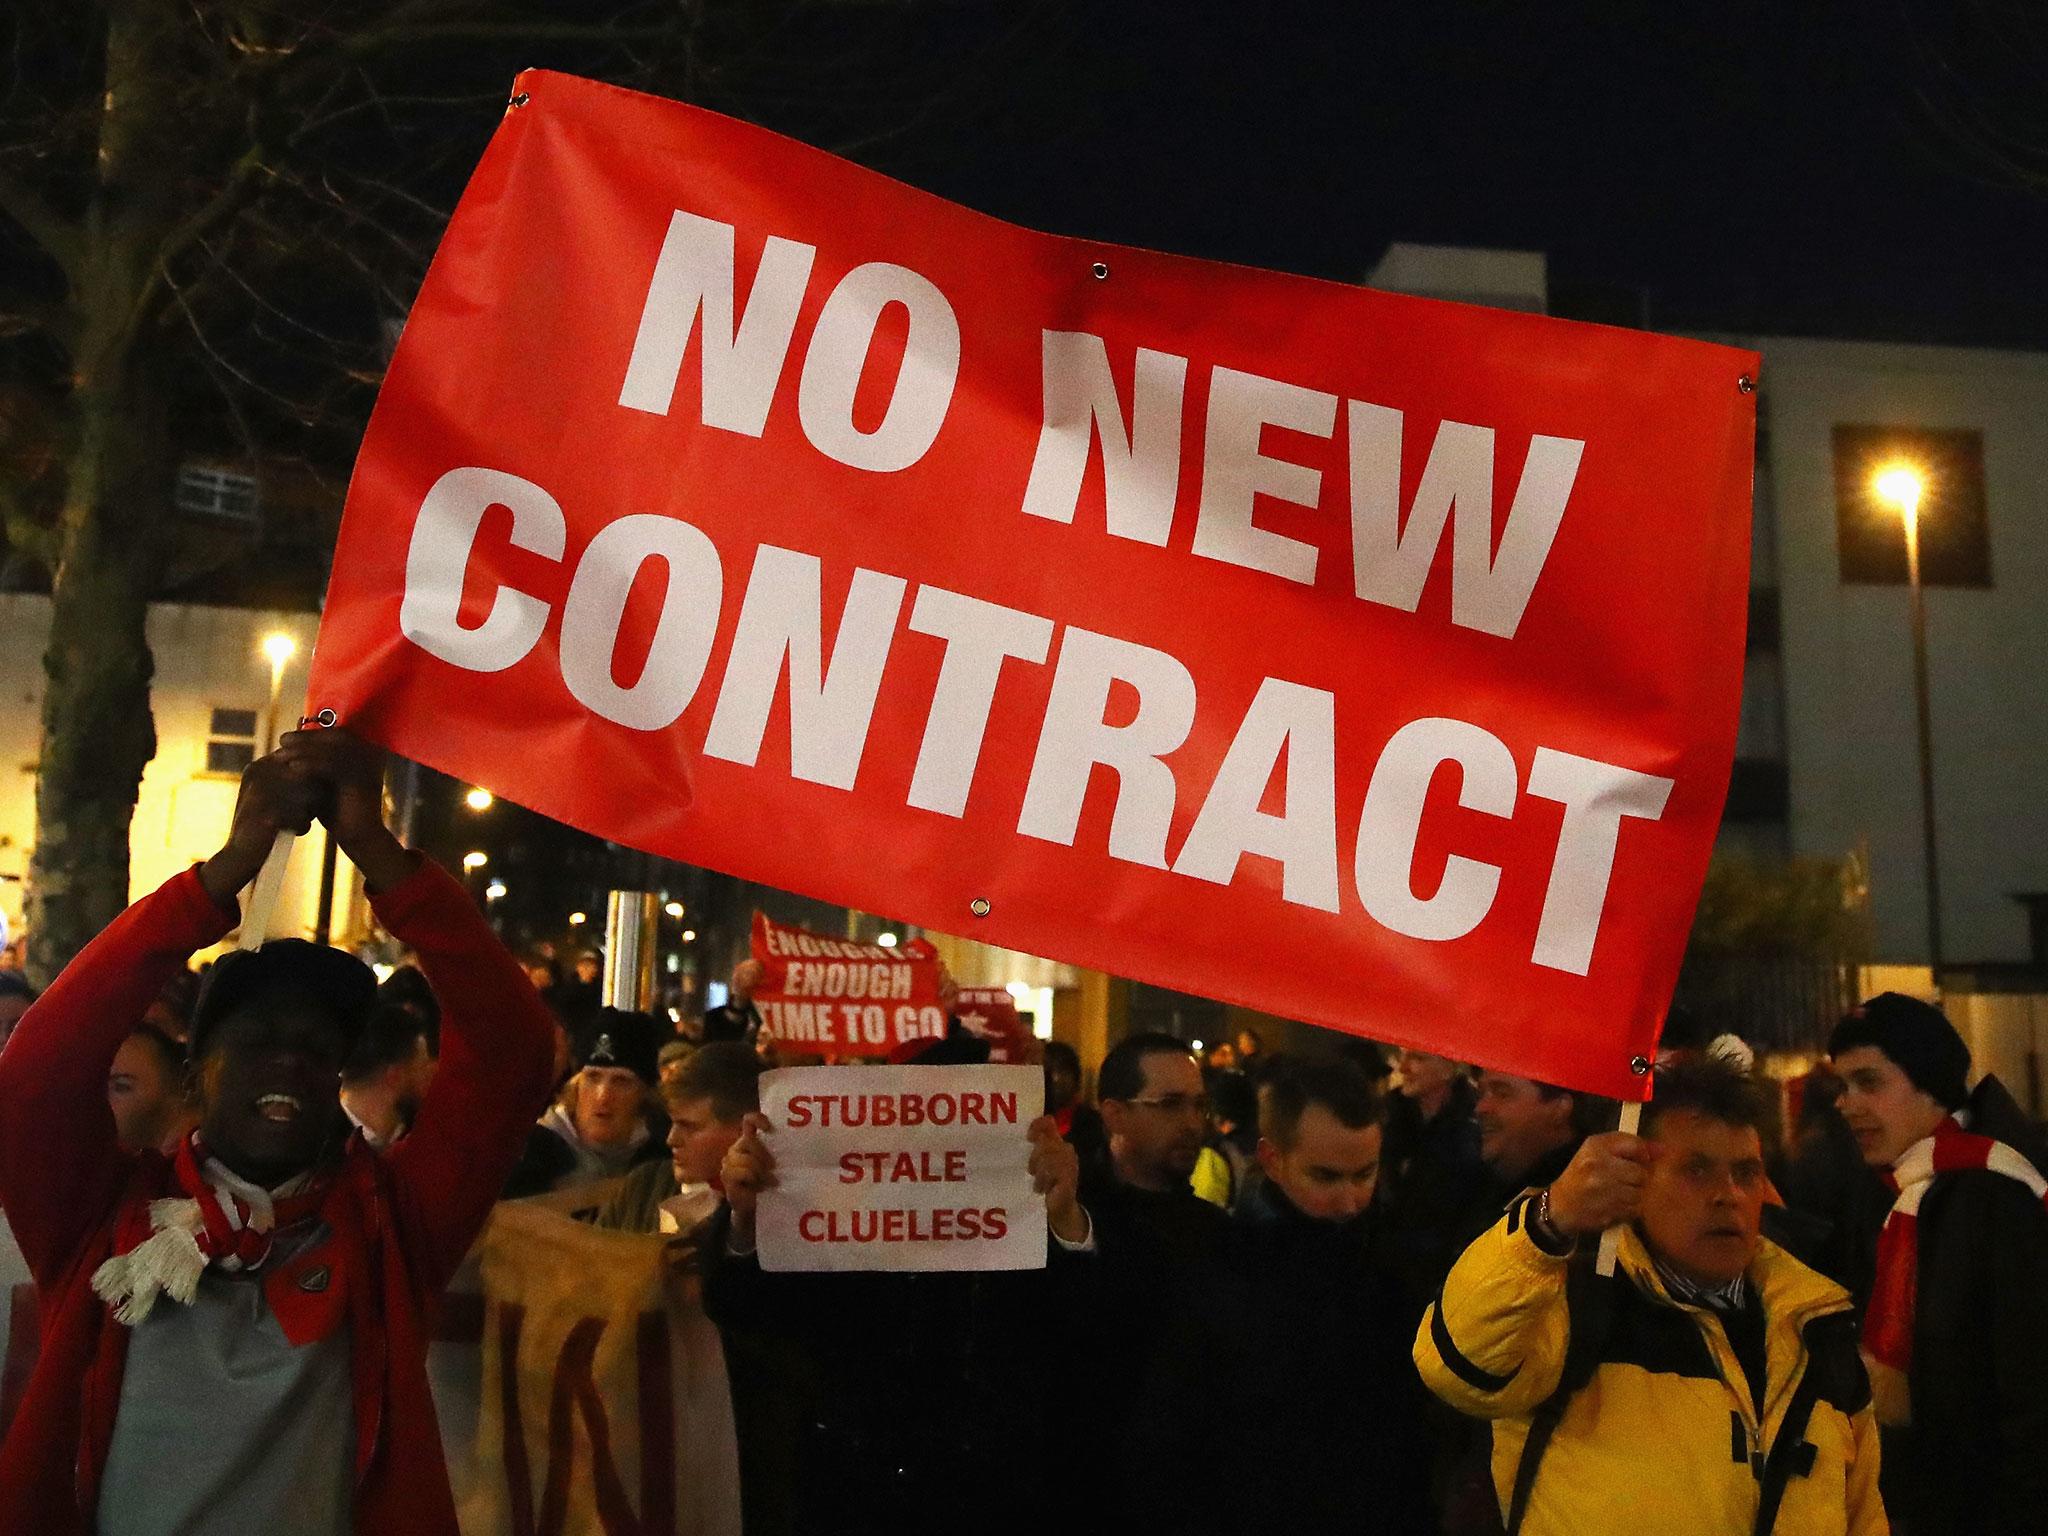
[
  {"xmin": 1594, "ymin": 1098, "xmax": 1643, "ymax": 1277},
  {"xmin": 239, "ymin": 831, "xmax": 297, "ymax": 952},
  {"xmin": 235, "ymin": 707, "xmax": 337, "ymax": 952}
]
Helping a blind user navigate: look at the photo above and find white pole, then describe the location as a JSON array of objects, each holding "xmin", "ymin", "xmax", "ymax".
[
  {"xmin": 603, "ymin": 890, "xmax": 659, "ymax": 1009},
  {"xmin": 238, "ymin": 831, "xmax": 297, "ymax": 952},
  {"xmin": 1595, "ymin": 1098, "xmax": 1643, "ymax": 1277}
]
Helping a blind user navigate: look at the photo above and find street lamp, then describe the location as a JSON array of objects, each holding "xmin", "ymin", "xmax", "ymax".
[
  {"xmin": 484, "ymin": 880, "xmax": 507, "ymax": 902},
  {"xmin": 461, "ymin": 851, "xmax": 489, "ymax": 873},
  {"xmin": 664, "ymin": 901, "xmax": 685, "ymax": 919},
  {"xmin": 1873, "ymin": 463, "xmax": 1944, "ymax": 991},
  {"xmin": 464, "ymin": 787, "xmax": 495, "ymax": 812},
  {"xmin": 260, "ymin": 631, "xmax": 296, "ymax": 749}
]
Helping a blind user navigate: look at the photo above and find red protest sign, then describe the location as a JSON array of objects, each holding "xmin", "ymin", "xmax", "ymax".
[
  {"xmin": 310, "ymin": 71, "xmax": 1755, "ymax": 1099},
  {"xmin": 952, "ymin": 987, "xmax": 1032, "ymax": 1064},
  {"xmin": 749, "ymin": 913, "xmax": 945, "ymax": 1059}
]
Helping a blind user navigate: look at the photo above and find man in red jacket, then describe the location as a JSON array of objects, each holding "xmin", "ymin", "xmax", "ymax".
[{"xmin": 0, "ymin": 728, "xmax": 556, "ymax": 1535}]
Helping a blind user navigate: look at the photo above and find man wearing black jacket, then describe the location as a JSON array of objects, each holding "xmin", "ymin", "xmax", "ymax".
[
  {"xmin": 1379, "ymin": 1049, "xmax": 1489, "ymax": 1315},
  {"xmin": 1128, "ymin": 1054, "xmax": 1431, "ymax": 1533},
  {"xmin": 1831, "ymin": 993, "xmax": 2048, "ymax": 1536},
  {"xmin": 705, "ymin": 1044, "xmax": 1094, "ymax": 1536}
]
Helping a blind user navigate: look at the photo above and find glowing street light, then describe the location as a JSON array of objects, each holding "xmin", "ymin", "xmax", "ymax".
[
  {"xmin": 484, "ymin": 880, "xmax": 507, "ymax": 902},
  {"xmin": 1871, "ymin": 461, "xmax": 1945, "ymax": 987},
  {"xmin": 877, "ymin": 932, "xmax": 899, "ymax": 948},
  {"xmin": 461, "ymin": 850, "xmax": 488, "ymax": 872},
  {"xmin": 464, "ymin": 787, "xmax": 495, "ymax": 812},
  {"xmin": 569, "ymin": 911, "xmax": 588, "ymax": 927},
  {"xmin": 681, "ymin": 929, "xmax": 697, "ymax": 942},
  {"xmin": 1873, "ymin": 465, "xmax": 1923, "ymax": 528},
  {"xmin": 664, "ymin": 901, "xmax": 685, "ymax": 919}
]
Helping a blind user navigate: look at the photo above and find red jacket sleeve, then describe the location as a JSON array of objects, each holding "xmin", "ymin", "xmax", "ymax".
[
  {"xmin": 0, "ymin": 869, "xmax": 235, "ymax": 1288},
  {"xmin": 377, "ymin": 858, "xmax": 557, "ymax": 1295}
]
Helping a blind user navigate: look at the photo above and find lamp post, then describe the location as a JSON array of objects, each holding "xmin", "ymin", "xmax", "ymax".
[{"xmin": 1874, "ymin": 466, "xmax": 1944, "ymax": 993}]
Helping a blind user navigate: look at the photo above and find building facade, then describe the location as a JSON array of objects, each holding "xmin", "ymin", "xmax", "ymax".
[
  {"xmin": 1734, "ymin": 338, "xmax": 2048, "ymax": 976},
  {"xmin": 0, "ymin": 595, "xmax": 364, "ymax": 955},
  {"xmin": 1369, "ymin": 243, "xmax": 2047, "ymax": 979}
]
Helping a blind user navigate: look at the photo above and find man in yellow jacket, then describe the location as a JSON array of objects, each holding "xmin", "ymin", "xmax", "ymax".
[{"xmin": 1416, "ymin": 1055, "xmax": 1886, "ymax": 1535}]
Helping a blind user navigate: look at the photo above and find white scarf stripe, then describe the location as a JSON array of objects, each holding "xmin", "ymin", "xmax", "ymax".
[
  {"xmin": 1985, "ymin": 1143, "xmax": 2048, "ymax": 1199},
  {"xmin": 90, "ymin": 1161, "xmax": 316, "ymax": 1323},
  {"xmin": 1884, "ymin": 1127, "xmax": 2048, "ymax": 1228}
]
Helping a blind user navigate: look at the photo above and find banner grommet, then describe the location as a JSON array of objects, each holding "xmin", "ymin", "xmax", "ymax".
[
  {"xmin": 969, "ymin": 898, "xmax": 991, "ymax": 918},
  {"xmin": 1090, "ymin": 262, "xmax": 1109, "ymax": 280}
]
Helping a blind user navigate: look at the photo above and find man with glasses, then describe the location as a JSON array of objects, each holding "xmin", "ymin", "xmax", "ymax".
[
  {"xmin": 1097, "ymin": 1031, "xmax": 1215, "ymax": 1197},
  {"xmin": 1083, "ymin": 1033, "xmax": 1230, "ymax": 1514},
  {"xmin": 1417, "ymin": 1056, "xmax": 1883, "ymax": 1535}
]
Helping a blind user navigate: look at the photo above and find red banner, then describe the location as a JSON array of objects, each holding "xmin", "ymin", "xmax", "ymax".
[
  {"xmin": 748, "ymin": 913, "xmax": 944, "ymax": 1060},
  {"xmin": 951, "ymin": 987, "xmax": 1033, "ymax": 1065},
  {"xmin": 310, "ymin": 71, "xmax": 1756, "ymax": 1098}
]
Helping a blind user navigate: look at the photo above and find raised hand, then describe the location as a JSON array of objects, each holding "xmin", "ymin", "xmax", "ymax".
[
  {"xmin": 1027, "ymin": 1115, "xmax": 1088, "ymax": 1244},
  {"xmin": 276, "ymin": 727, "xmax": 416, "ymax": 892},
  {"xmin": 199, "ymin": 750, "xmax": 323, "ymax": 906},
  {"xmin": 720, "ymin": 1111, "xmax": 778, "ymax": 1249},
  {"xmin": 1545, "ymin": 1132, "xmax": 1656, "ymax": 1239}
]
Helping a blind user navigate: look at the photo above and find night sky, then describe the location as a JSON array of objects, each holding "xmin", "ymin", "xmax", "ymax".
[{"xmin": 757, "ymin": 2, "xmax": 2048, "ymax": 349}]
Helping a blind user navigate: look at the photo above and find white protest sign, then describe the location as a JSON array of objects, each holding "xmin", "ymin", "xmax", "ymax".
[{"xmin": 757, "ymin": 1064, "xmax": 1045, "ymax": 1272}]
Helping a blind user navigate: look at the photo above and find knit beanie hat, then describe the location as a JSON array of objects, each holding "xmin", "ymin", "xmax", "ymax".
[
  {"xmin": 573, "ymin": 1007, "xmax": 662, "ymax": 1086},
  {"xmin": 190, "ymin": 940, "xmax": 378, "ymax": 1062},
  {"xmin": 1828, "ymin": 992, "xmax": 1971, "ymax": 1110}
]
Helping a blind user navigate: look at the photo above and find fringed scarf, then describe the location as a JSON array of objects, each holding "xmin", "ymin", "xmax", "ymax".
[
  {"xmin": 1865, "ymin": 1117, "xmax": 2048, "ymax": 1425},
  {"xmin": 91, "ymin": 1135, "xmax": 331, "ymax": 1325},
  {"xmin": 88, "ymin": 1131, "xmax": 390, "ymax": 1481}
]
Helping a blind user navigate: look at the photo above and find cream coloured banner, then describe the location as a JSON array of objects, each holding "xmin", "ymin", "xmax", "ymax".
[{"xmin": 431, "ymin": 1198, "xmax": 741, "ymax": 1536}]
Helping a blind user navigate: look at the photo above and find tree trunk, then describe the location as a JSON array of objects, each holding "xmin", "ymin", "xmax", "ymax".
[
  {"xmin": 23, "ymin": 1, "xmax": 181, "ymax": 987},
  {"xmin": 23, "ymin": 395, "xmax": 164, "ymax": 986}
]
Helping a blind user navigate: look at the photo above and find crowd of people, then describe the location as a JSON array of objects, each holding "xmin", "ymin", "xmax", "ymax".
[{"xmin": 0, "ymin": 734, "xmax": 2043, "ymax": 1535}]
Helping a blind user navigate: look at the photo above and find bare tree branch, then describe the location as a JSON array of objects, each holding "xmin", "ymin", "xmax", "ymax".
[
  {"xmin": 341, "ymin": 20, "xmax": 677, "ymax": 53},
  {"xmin": 0, "ymin": 161, "xmax": 82, "ymax": 285},
  {"xmin": 0, "ymin": 299, "xmax": 77, "ymax": 347},
  {"xmin": 121, "ymin": 148, "xmax": 271, "ymax": 343},
  {"xmin": 0, "ymin": 476, "xmax": 56, "ymax": 565},
  {"xmin": 163, "ymin": 258, "xmax": 322, "ymax": 432}
]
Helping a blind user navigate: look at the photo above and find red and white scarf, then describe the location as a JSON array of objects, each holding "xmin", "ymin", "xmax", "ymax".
[
  {"xmin": 91, "ymin": 1135, "xmax": 329, "ymax": 1326},
  {"xmin": 1865, "ymin": 1116, "xmax": 2048, "ymax": 1424}
]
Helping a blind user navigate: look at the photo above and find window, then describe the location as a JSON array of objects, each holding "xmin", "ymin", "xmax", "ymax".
[
  {"xmin": 174, "ymin": 464, "xmax": 260, "ymax": 526},
  {"xmin": 205, "ymin": 708, "xmax": 259, "ymax": 775},
  {"xmin": 1833, "ymin": 425, "xmax": 1991, "ymax": 587}
]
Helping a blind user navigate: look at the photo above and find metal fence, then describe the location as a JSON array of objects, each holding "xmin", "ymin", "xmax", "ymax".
[{"xmin": 1673, "ymin": 955, "xmax": 1858, "ymax": 1054}]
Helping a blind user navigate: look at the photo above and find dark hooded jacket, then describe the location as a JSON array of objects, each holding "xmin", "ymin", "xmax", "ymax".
[
  {"xmin": 1127, "ymin": 1179, "xmax": 1433, "ymax": 1534},
  {"xmin": 1880, "ymin": 1074, "xmax": 2048, "ymax": 1536}
]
